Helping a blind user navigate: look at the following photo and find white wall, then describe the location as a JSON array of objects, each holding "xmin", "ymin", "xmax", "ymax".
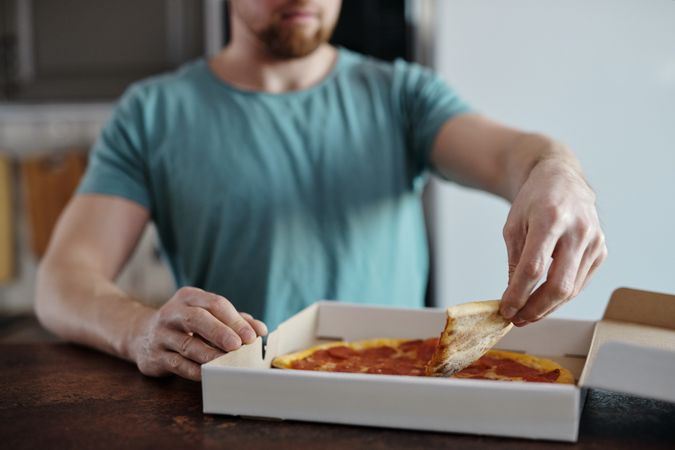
[{"xmin": 429, "ymin": 0, "xmax": 675, "ymax": 319}]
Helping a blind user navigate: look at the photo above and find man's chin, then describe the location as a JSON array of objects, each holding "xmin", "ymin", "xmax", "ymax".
[
  {"xmin": 267, "ymin": 39, "xmax": 323, "ymax": 59},
  {"xmin": 260, "ymin": 24, "xmax": 332, "ymax": 59}
]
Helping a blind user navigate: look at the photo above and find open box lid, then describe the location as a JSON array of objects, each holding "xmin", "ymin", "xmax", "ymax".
[{"xmin": 579, "ymin": 288, "xmax": 675, "ymax": 403}]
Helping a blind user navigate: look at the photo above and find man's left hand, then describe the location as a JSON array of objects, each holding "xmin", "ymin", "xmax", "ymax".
[{"xmin": 499, "ymin": 159, "xmax": 607, "ymax": 326}]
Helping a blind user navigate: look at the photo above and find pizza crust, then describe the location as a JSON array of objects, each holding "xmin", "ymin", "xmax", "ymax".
[{"xmin": 425, "ymin": 300, "xmax": 513, "ymax": 377}]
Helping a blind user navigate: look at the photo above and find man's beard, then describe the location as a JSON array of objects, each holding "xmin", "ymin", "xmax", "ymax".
[{"xmin": 258, "ymin": 17, "xmax": 335, "ymax": 59}]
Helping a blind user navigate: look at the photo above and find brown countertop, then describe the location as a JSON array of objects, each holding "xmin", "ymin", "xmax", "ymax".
[{"xmin": 1, "ymin": 342, "xmax": 674, "ymax": 450}]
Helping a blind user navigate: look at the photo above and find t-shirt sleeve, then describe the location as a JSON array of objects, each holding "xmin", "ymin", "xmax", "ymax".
[
  {"xmin": 77, "ymin": 84, "xmax": 152, "ymax": 211},
  {"xmin": 397, "ymin": 60, "xmax": 472, "ymax": 174}
]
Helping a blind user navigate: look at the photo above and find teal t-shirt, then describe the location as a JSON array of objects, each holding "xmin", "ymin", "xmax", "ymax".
[{"xmin": 78, "ymin": 48, "xmax": 470, "ymax": 330}]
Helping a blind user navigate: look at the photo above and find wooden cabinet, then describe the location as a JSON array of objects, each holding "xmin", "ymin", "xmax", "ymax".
[
  {"xmin": 21, "ymin": 151, "xmax": 87, "ymax": 258},
  {"xmin": 0, "ymin": 156, "xmax": 13, "ymax": 282}
]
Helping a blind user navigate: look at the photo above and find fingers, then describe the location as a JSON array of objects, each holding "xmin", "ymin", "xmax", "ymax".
[
  {"xmin": 503, "ymin": 218, "xmax": 525, "ymax": 283},
  {"xmin": 163, "ymin": 352, "xmax": 201, "ymax": 382},
  {"xmin": 166, "ymin": 288, "xmax": 260, "ymax": 347},
  {"xmin": 164, "ymin": 330, "xmax": 224, "ymax": 364},
  {"xmin": 500, "ymin": 223, "xmax": 559, "ymax": 319},
  {"xmin": 182, "ymin": 307, "xmax": 247, "ymax": 351},
  {"xmin": 573, "ymin": 236, "xmax": 608, "ymax": 296},
  {"xmin": 511, "ymin": 238, "xmax": 585, "ymax": 325},
  {"xmin": 186, "ymin": 291, "xmax": 258, "ymax": 345},
  {"xmin": 510, "ymin": 234, "xmax": 607, "ymax": 326},
  {"xmin": 241, "ymin": 312, "xmax": 268, "ymax": 336}
]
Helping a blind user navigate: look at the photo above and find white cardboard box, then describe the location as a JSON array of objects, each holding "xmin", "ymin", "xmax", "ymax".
[{"xmin": 202, "ymin": 288, "xmax": 675, "ymax": 442}]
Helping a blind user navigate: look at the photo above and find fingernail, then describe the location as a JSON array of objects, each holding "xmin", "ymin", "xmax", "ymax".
[
  {"xmin": 501, "ymin": 307, "xmax": 518, "ymax": 319},
  {"xmin": 512, "ymin": 316, "xmax": 527, "ymax": 327}
]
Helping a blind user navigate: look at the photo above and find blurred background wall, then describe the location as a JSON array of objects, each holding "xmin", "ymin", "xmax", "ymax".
[{"xmin": 427, "ymin": 0, "xmax": 675, "ymax": 319}]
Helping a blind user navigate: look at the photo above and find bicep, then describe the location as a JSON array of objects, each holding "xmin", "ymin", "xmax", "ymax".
[
  {"xmin": 430, "ymin": 113, "xmax": 525, "ymax": 198},
  {"xmin": 42, "ymin": 194, "xmax": 150, "ymax": 279}
]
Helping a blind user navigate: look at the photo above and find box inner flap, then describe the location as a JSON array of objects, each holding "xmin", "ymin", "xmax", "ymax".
[
  {"xmin": 208, "ymin": 336, "xmax": 266, "ymax": 369},
  {"xmin": 582, "ymin": 319, "xmax": 675, "ymax": 376},
  {"xmin": 498, "ymin": 318, "xmax": 594, "ymax": 357},
  {"xmin": 581, "ymin": 287, "xmax": 675, "ymax": 391},
  {"xmin": 603, "ymin": 287, "xmax": 675, "ymax": 330},
  {"xmin": 207, "ymin": 303, "xmax": 327, "ymax": 369},
  {"xmin": 584, "ymin": 288, "xmax": 675, "ymax": 386},
  {"xmin": 263, "ymin": 303, "xmax": 328, "ymax": 366},
  {"xmin": 579, "ymin": 320, "xmax": 675, "ymax": 402},
  {"xmin": 316, "ymin": 301, "xmax": 446, "ymax": 341}
]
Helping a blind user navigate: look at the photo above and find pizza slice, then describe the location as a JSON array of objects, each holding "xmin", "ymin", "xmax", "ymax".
[{"xmin": 425, "ymin": 300, "xmax": 513, "ymax": 377}]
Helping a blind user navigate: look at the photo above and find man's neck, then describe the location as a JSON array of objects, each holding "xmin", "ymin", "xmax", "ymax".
[{"xmin": 208, "ymin": 42, "xmax": 338, "ymax": 94}]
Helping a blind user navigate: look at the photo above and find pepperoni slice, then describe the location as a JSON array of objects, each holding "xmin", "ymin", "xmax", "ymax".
[
  {"xmin": 399, "ymin": 339, "xmax": 424, "ymax": 350},
  {"xmin": 494, "ymin": 360, "xmax": 542, "ymax": 378},
  {"xmin": 327, "ymin": 346, "xmax": 358, "ymax": 360},
  {"xmin": 456, "ymin": 365, "xmax": 490, "ymax": 376},
  {"xmin": 291, "ymin": 359, "xmax": 322, "ymax": 370},
  {"xmin": 523, "ymin": 369, "xmax": 560, "ymax": 382},
  {"xmin": 362, "ymin": 346, "xmax": 397, "ymax": 359}
]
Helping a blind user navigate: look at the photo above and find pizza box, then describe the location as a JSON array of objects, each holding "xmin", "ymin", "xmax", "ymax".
[{"xmin": 201, "ymin": 287, "xmax": 675, "ymax": 442}]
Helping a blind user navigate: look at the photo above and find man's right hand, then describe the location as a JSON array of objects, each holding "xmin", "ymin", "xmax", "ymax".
[{"xmin": 129, "ymin": 287, "xmax": 268, "ymax": 381}]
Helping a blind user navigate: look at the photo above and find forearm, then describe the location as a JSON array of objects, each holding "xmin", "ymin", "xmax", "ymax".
[
  {"xmin": 431, "ymin": 116, "xmax": 587, "ymax": 201},
  {"xmin": 35, "ymin": 261, "xmax": 154, "ymax": 362},
  {"xmin": 499, "ymin": 133, "xmax": 586, "ymax": 202}
]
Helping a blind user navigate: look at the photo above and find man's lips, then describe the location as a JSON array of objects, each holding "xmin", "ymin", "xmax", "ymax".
[{"xmin": 280, "ymin": 10, "xmax": 319, "ymax": 23}]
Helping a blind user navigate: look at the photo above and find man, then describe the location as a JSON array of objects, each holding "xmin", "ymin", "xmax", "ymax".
[{"xmin": 35, "ymin": 0, "xmax": 606, "ymax": 382}]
